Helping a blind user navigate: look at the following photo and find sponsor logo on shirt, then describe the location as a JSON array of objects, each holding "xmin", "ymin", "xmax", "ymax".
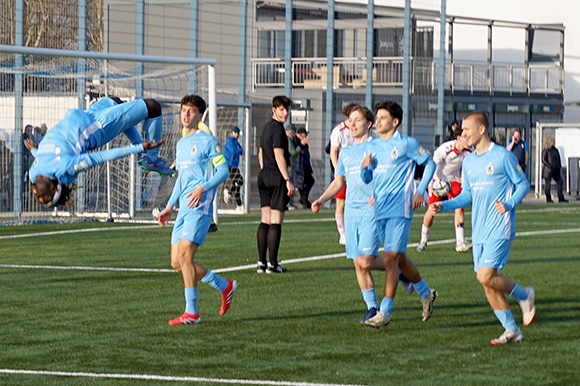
[
  {"xmin": 515, "ymin": 162, "xmax": 523, "ymax": 173},
  {"xmin": 417, "ymin": 146, "xmax": 426, "ymax": 156}
]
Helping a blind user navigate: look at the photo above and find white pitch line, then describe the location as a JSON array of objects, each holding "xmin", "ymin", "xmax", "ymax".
[
  {"xmin": 0, "ymin": 369, "xmax": 370, "ymax": 386},
  {"xmin": 2, "ymin": 228, "xmax": 579, "ymax": 275}
]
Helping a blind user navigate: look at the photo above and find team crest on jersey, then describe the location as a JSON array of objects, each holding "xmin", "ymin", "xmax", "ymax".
[
  {"xmin": 190, "ymin": 145, "xmax": 197, "ymax": 156},
  {"xmin": 214, "ymin": 144, "xmax": 222, "ymax": 154},
  {"xmin": 417, "ymin": 146, "xmax": 426, "ymax": 156},
  {"xmin": 515, "ymin": 162, "xmax": 523, "ymax": 173},
  {"xmin": 486, "ymin": 162, "xmax": 494, "ymax": 175},
  {"xmin": 391, "ymin": 147, "xmax": 399, "ymax": 160}
]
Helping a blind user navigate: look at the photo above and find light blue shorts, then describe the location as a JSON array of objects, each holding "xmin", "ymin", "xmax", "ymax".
[
  {"xmin": 472, "ymin": 239, "xmax": 512, "ymax": 272},
  {"xmin": 344, "ymin": 213, "xmax": 379, "ymax": 260},
  {"xmin": 171, "ymin": 210, "xmax": 212, "ymax": 246},
  {"xmin": 376, "ymin": 217, "xmax": 412, "ymax": 253}
]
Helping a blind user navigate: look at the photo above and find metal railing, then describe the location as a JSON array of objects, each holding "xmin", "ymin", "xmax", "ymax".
[{"xmin": 251, "ymin": 56, "xmax": 564, "ymax": 96}]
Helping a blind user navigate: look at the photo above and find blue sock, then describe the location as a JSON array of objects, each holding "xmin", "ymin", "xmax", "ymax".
[
  {"xmin": 494, "ymin": 309, "xmax": 519, "ymax": 332},
  {"xmin": 413, "ymin": 279, "xmax": 431, "ymax": 299},
  {"xmin": 143, "ymin": 116, "xmax": 162, "ymax": 160},
  {"xmin": 379, "ymin": 297, "xmax": 394, "ymax": 317},
  {"xmin": 200, "ymin": 270, "xmax": 228, "ymax": 292},
  {"xmin": 509, "ymin": 283, "xmax": 528, "ymax": 302},
  {"xmin": 361, "ymin": 288, "xmax": 378, "ymax": 310},
  {"xmin": 184, "ymin": 287, "xmax": 198, "ymax": 315}
]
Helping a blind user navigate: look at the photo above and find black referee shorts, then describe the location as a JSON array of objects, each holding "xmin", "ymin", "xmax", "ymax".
[{"xmin": 257, "ymin": 168, "xmax": 289, "ymax": 211}]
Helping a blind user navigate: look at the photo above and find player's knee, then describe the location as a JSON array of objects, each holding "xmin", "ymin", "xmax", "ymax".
[
  {"xmin": 355, "ymin": 256, "xmax": 372, "ymax": 270},
  {"xmin": 476, "ymin": 270, "xmax": 493, "ymax": 286},
  {"xmin": 144, "ymin": 99, "xmax": 162, "ymax": 118},
  {"xmin": 170, "ymin": 260, "xmax": 182, "ymax": 272}
]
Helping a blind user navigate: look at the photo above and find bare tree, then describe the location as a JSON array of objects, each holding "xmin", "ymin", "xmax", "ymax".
[{"xmin": 0, "ymin": 0, "xmax": 104, "ymax": 51}]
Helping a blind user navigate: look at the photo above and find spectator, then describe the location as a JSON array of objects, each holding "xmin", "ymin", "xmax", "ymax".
[
  {"xmin": 444, "ymin": 120, "xmax": 459, "ymax": 142},
  {"xmin": 223, "ymin": 126, "xmax": 244, "ymax": 210},
  {"xmin": 285, "ymin": 125, "xmax": 301, "ymax": 209},
  {"xmin": 296, "ymin": 128, "xmax": 314, "ymax": 208},
  {"xmin": 542, "ymin": 137, "xmax": 567, "ymax": 203},
  {"xmin": 33, "ymin": 126, "xmax": 44, "ymax": 145},
  {"xmin": 506, "ymin": 129, "xmax": 528, "ymax": 172}
]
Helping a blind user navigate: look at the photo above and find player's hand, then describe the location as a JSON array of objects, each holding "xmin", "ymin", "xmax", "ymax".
[
  {"xmin": 311, "ymin": 199, "xmax": 323, "ymax": 214},
  {"xmin": 156, "ymin": 205, "xmax": 173, "ymax": 226},
  {"xmin": 286, "ymin": 179, "xmax": 295, "ymax": 196},
  {"xmin": 368, "ymin": 196, "xmax": 375, "ymax": 207},
  {"xmin": 23, "ymin": 138, "xmax": 36, "ymax": 151},
  {"xmin": 143, "ymin": 139, "xmax": 165, "ymax": 150},
  {"xmin": 362, "ymin": 153, "xmax": 373, "ymax": 169},
  {"xmin": 186, "ymin": 186, "xmax": 205, "ymax": 208},
  {"xmin": 494, "ymin": 199, "xmax": 507, "ymax": 215},
  {"xmin": 412, "ymin": 193, "xmax": 424, "ymax": 210},
  {"xmin": 428, "ymin": 202, "xmax": 442, "ymax": 216}
]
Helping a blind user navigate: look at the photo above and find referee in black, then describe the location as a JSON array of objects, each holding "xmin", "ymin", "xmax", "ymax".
[{"xmin": 256, "ymin": 95, "xmax": 295, "ymax": 274}]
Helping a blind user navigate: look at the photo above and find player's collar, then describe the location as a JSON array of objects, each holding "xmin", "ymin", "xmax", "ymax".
[{"xmin": 43, "ymin": 183, "xmax": 62, "ymax": 208}]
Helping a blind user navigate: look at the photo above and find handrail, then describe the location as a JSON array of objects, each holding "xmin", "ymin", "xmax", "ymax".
[{"xmin": 251, "ymin": 56, "xmax": 563, "ymax": 95}]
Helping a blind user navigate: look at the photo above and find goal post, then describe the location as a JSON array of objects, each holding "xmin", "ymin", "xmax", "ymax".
[{"xmin": 0, "ymin": 44, "xmax": 221, "ymax": 225}]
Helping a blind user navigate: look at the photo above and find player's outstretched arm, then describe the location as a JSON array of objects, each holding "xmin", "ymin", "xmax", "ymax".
[
  {"xmin": 142, "ymin": 139, "xmax": 165, "ymax": 150},
  {"xmin": 311, "ymin": 175, "xmax": 345, "ymax": 214}
]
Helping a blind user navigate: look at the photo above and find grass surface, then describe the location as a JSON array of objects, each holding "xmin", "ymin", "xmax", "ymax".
[{"xmin": 0, "ymin": 204, "xmax": 579, "ymax": 385}]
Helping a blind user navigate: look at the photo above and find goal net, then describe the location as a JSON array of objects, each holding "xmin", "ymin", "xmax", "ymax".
[{"xmin": 0, "ymin": 45, "xmax": 234, "ymax": 225}]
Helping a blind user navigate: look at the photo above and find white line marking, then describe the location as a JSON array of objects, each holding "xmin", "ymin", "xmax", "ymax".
[
  {"xmin": 1, "ymin": 228, "xmax": 579, "ymax": 274},
  {"xmin": 0, "ymin": 369, "xmax": 369, "ymax": 386}
]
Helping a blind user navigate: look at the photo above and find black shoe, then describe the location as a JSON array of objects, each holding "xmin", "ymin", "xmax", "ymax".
[
  {"xmin": 266, "ymin": 263, "xmax": 287, "ymax": 274},
  {"xmin": 208, "ymin": 222, "xmax": 218, "ymax": 232},
  {"xmin": 559, "ymin": 199, "xmax": 568, "ymax": 203},
  {"xmin": 546, "ymin": 199, "xmax": 553, "ymax": 203}
]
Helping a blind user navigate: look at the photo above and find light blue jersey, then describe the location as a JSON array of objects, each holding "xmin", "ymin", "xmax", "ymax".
[
  {"xmin": 168, "ymin": 130, "xmax": 228, "ymax": 217},
  {"xmin": 441, "ymin": 143, "xmax": 530, "ymax": 243},
  {"xmin": 28, "ymin": 99, "xmax": 148, "ymax": 184},
  {"xmin": 362, "ymin": 131, "xmax": 435, "ymax": 220},
  {"xmin": 336, "ymin": 139, "xmax": 374, "ymax": 216}
]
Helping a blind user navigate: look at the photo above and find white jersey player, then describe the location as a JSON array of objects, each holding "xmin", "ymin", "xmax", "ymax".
[
  {"xmin": 329, "ymin": 103, "xmax": 358, "ymax": 245},
  {"xmin": 417, "ymin": 126, "xmax": 473, "ymax": 253}
]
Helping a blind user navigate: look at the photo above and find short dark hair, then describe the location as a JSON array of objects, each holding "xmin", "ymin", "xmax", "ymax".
[
  {"xmin": 342, "ymin": 102, "xmax": 360, "ymax": 117},
  {"xmin": 464, "ymin": 111, "xmax": 489, "ymax": 132},
  {"xmin": 272, "ymin": 95, "xmax": 293, "ymax": 110},
  {"xmin": 349, "ymin": 105, "xmax": 375, "ymax": 125},
  {"xmin": 453, "ymin": 125, "xmax": 463, "ymax": 138},
  {"xmin": 181, "ymin": 95, "xmax": 207, "ymax": 115},
  {"xmin": 375, "ymin": 101, "xmax": 403, "ymax": 127}
]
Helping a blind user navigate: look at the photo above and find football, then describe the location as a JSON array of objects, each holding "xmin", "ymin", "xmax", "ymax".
[{"xmin": 432, "ymin": 178, "xmax": 451, "ymax": 197}]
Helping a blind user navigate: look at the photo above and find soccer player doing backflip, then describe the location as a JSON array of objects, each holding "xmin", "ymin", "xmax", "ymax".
[
  {"xmin": 429, "ymin": 111, "xmax": 535, "ymax": 344},
  {"xmin": 25, "ymin": 97, "xmax": 172, "ymax": 207}
]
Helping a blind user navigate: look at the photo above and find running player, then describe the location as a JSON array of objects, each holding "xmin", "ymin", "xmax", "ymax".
[
  {"xmin": 429, "ymin": 111, "xmax": 535, "ymax": 345},
  {"xmin": 329, "ymin": 103, "xmax": 358, "ymax": 245},
  {"xmin": 360, "ymin": 101, "xmax": 438, "ymax": 328},
  {"xmin": 156, "ymin": 95, "xmax": 237, "ymax": 326},
  {"xmin": 417, "ymin": 124, "xmax": 473, "ymax": 253},
  {"xmin": 312, "ymin": 105, "xmax": 413, "ymax": 324},
  {"xmin": 25, "ymin": 97, "xmax": 171, "ymax": 207}
]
